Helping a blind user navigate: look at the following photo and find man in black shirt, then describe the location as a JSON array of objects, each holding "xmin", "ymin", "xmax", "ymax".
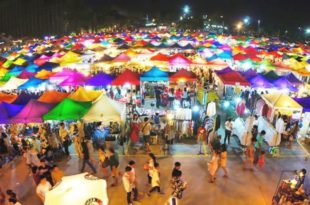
[{"xmin": 80, "ymin": 140, "xmax": 96, "ymax": 174}]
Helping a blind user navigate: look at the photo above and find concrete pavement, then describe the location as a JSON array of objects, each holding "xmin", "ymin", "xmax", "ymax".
[{"xmin": 1, "ymin": 141, "xmax": 310, "ymax": 205}]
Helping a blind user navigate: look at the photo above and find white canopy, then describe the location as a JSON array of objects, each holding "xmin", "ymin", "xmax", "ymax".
[
  {"xmin": 83, "ymin": 95, "xmax": 126, "ymax": 123},
  {"xmin": 0, "ymin": 77, "xmax": 27, "ymax": 91},
  {"xmin": 45, "ymin": 173, "xmax": 108, "ymax": 205}
]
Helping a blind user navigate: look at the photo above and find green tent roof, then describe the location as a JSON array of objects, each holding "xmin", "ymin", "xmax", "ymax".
[{"xmin": 43, "ymin": 98, "xmax": 92, "ymax": 121}]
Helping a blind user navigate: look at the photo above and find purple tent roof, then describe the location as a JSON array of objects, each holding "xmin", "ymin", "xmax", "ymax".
[
  {"xmin": 249, "ymin": 74, "xmax": 274, "ymax": 88},
  {"xmin": 294, "ymin": 97, "xmax": 310, "ymax": 112},
  {"xmin": 214, "ymin": 67, "xmax": 233, "ymax": 75},
  {"xmin": 10, "ymin": 100, "xmax": 54, "ymax": 124},
  {"xmin": 273, "ymin": 77, "xmax": 298, "ymax": 92},
  {"xmin": 13, "ymin": 92, "xmax": 40, "ymax": 105},
  {"xmin": 285, "ymin": 73, "xmax": 302, "ymax": 86},
  {"xmin": 0, "ymin": 103, "xmax": 24, "ymax": 124},
  {"xmin": 85, "ymin": 72, "xmax": 114, "ymax": 87},
  {"xmin": 242, "ymin": 69, "xmax": 258, "ymax": 79}
]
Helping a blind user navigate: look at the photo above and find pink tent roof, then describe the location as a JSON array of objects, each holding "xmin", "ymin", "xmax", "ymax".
[
  {"xmin": 169, "ymin": 53, "xmax": 192, "ymax": 65},
  {"xmin": 112, "ymin": 53, "xmax": 131, "ymax": 62},
  {"xmin": 49, "ymin": 69, "xmax": 80, "ymax": 83},
  {"xmin": 18, "ymin": 70, "xmax": 36, "ymax": 79},
  {"xmin": 60, "ymin": 72, "xmax": 87, "ymax": 87},
  {"xmin": 10, "ymin": 100, "xmax": 54, "ymax": 124}
]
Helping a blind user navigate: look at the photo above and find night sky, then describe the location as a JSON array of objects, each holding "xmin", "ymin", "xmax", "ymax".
[{"xmin": 90, "ymin": 0, "xmax": 310, "ymax": 30}]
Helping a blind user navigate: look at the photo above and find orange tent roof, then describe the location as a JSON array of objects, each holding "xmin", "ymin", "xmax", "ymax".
[
  {"xmin": 38, "ymin": 91, "xmax": 69, "ymax": 103},
  {"xmin": 0, "ymin": 92, "xmax": 18, "ymax": 103}
]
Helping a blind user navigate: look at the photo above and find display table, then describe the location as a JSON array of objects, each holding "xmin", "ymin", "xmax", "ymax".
[{"xmin": 257, "ymin": 116, "xmax": 279, "ymax": 146}]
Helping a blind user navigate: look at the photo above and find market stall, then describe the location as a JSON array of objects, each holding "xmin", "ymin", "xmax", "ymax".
[{"xmin": 260, "ymin": 93, "xmax": 303, "ymax": 122}]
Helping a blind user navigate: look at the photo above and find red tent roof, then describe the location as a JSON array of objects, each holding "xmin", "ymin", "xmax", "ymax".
[
  {"xmin": 112, "ymin": 69, "xmax": 140, "ymax": 86},
  {"xmin": 218, "ymin": 71, "xmax": 250, "ymax": 86},
  {"xmin": 170, "ymin": 69, "xmax": 196, "ymax": 82},
  {"xmin": 150, "ymin": 53, "xmax": 170, "ymax": 61}
]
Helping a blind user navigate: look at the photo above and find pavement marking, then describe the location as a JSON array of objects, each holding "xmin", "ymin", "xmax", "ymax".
[{"xmin": 296, "ymin": 140, "xmax": 310, "ymax": 157}]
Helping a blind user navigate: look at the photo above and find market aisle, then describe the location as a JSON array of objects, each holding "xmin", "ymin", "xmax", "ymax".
[{"xmin": 1, "ymin": 147, "xmax": 309, "ymax": 205}]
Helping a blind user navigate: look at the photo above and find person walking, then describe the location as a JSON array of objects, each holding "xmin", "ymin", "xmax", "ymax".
[
  {"xmin": 130, "ymin": 114, "xmax": 140, "ymax": 144},
  {"xmin": 208, "ymin": 151, "xmax": 220, "ymax": 183},
  {"xmin": 218, "ymin": 144, "xmax": 228, "ymax": 177},
  {"xmin": 98, "ymin": 146, "xmax": 110, "ymax": 180},
  {"xmin": 144, "ymin": 153, "xmax": 157, "ymax": 185},
  {"xmin": 224, "ymin": 118, "xmax": 233, "ymax": 144},
  {"xmin": 108, "ymin": 147, "xmax": 119, "ymax": 186},
  {"xmin": 70, "ymin": 123, "xmax": 82, "ymax": 158},
  {"xmin": 197, "ymin": 124, "xmax": 207, "ymax": 155},
  {"xmin": 80, "ymin": 139, "xmax": 97, "ymax": 174},
  {"xmin": 128, "ymin": 160, "xmax": 138, "ymax": 202},
  {"xmin": 122, "ymin": 166, "xmax": 134, "ymax": 205},
  {"xmin": 147, "ymin": 162, "xmax": 162, "ymax": 196},
  {"xmin": 59, "ymin": 122, "xmax": 70, "ymax": 156},
  {"xmin": 243, "ymin": 140, "xmax": 255, "ymax": 171},
  {"xmin": 141, "ymin": 117, "xmax": 152, "ymax": 152},
  {"xmin": 170, "ymin": 169, "xmax": 187, "ymax": 200}
]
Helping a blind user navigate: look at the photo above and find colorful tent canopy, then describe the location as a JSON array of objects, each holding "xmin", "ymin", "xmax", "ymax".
[
  {"xmin": 273, "ymin": 77, "xmax": 298, "ymax": 92},
  {"xmin": 60, "ymin": 72, "xmax": 87, "ymax": 87},
  {"xmin": 35, "ymin": 69, "xmax": 54, "ymax": 79},
  {"xmin": 38, "ymin": 91, "xmax": 69, "ymax": 104},
  {"xmin": 85, "ymin": 72, "xmax": 113, "ymax": 87},
  {"xmin": 169, "ymin": 69, "xmax": 196, "ymax": 82},
  {"xmin": 18, "ymin": 77, "xmax": 46, "ymax": 90},
  {"xmin": 140, "ymin": 67, "xmax": 169, "ymax": 81},
  {"xmin": 264, "ymin": 71, "xmax": 280, "ymax": 81},
  {"xmin": 262, "ymin": 93, "xmax": 302, "ymax": 110},
  {"xmin": 150, "ymin": 53, "xmax": 170, "ymax": 61},
  {"xmin": 68, "ymin": 87, "xmax": 102, "ymax": 102},
  {"xmin": 112, "ymin": 53, "xmax": 131, "ymax": 62},
  {"xmin": 18, "ymin": 70, "xmax": 36, "ymax": 79},
  {"xmin": 10, "ymin": 100, "xmax": 54, "ymax": 124},
  {"xmin": 0, "ymin": 103, "xmax": 24, "ymax": 124},
  {"xmin": 169, "ymin": 53, "xmax": 191, "ymax": 65},
  {"xmin": 83, "ymin": 95, "xmax": 126, "ymax": 123},
  {"xmin": 214, "ymin": 67, "xmax": 233, "ymax": 75},
  {"xmin": 0, "ymin": 92, "xmax": 18, "ymax": 103},
  {"xmin": 111, "ymin": 69, "xmax": 140, "ymax": 86},
  {"xmin": 43, "ymin": 98, "xmax": 92, "ymax": 121},
  {"xmin": 242, "ymin": 69, "xmax": 257, "ymax": 79},
  {"xmin": 248, "ymin": 74, "xmax": 274, "ymax": 88},
  {"xmin": 218, "ymin": 71, "xmax": 250, "ymax": 86},
  {"xmin": 0, "ymin": 77, "xmax": 27, "ymax": 91},
  {"xmin": 12, "ymin": 92, "xmax": 40, "ymax": 105},
  {"xmin": 285, "ymin": 73, "xmax": 302, "ymax": 86},
  {"xmin": 294, "ymin": 97, "xmax": 310, "ymax": 112}
]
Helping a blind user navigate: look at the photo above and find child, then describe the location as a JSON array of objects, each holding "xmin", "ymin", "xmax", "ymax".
[
  {"xmin": 147, "ymin": 162, "xmax": 162, "ymax": 196},
  {"xmin": 257, "ymin": 150, "xmax": 266, "ymax": 169}
]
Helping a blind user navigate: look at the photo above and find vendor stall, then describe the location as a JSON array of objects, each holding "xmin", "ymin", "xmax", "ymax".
[{"xmin": 261, "ymin": 93, "xmax": 303, "ymax": 122}]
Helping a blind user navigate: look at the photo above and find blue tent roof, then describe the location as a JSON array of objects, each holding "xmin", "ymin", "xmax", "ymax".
[
  {"xmin": 18, "ymin": 77, "xmax": 46, "ymax": 90},
  {"xmin": 140, "ymin": 67, "xmax": 169, "ymax": 82},
  {"xmin": 13, "ymin": 92, "xmax": 40, "ymax": 105},
  {"xmin": 25, "ymin": 64, "xmax": 39, "ymax": 72}
]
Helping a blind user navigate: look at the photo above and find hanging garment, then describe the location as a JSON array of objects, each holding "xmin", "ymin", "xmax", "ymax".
[{"xmin": 206, "ymin": 101, "xmax": 216, "ymax": 117}]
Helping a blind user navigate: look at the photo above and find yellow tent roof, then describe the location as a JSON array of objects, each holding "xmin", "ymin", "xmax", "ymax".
[
  {"xmin": 262, "ymin": 93, "xmax": 302, "ymax": 110},
  {"xmin": 0, "ymin": 68, "xmax": 8, "ymax": 77},
  {"xmin": 60, "ymin": 51, "xmax": 81, "ymax": 66},
  {"xmin": 83, "ymin": 95, "xmax": 126, "ymax": 123},
  {"xmin": 35, "ymin": 69, "xmax": 54, "ymax": 79},
  {"xmin": 68, "ymin": 87, "xmax": 102, "ymax": 102},
  {"xmin": 13, "ymin": 58, "xmax": 27, "ymax": 66}
]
